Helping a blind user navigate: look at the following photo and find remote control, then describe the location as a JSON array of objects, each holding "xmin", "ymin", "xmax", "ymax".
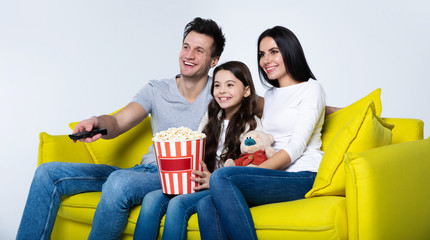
[{"xmin": 69, "ymin": 128, "xmax": 108, "ymax": 140}]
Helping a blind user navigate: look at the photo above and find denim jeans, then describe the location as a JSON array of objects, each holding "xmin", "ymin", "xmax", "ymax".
[
  {"xmin": 196, "ymin": 166, "xmax": 317, "ymax": 240},
  {"xmin": 134, "ymin": 189, "xmax": 211, "ymax": 240},
  {"xmin": 16, "ymin": 162, "xmax": 161, "ymax": 240}
]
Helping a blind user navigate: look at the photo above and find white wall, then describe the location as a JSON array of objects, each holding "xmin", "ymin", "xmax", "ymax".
[{"xmin": 1, "ymin": 0, "xmax": 429, "ymax": 238}]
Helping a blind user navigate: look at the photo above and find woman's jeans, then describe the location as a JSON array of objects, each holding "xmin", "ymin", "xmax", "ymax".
[
  {"xmin": 134, "ymin": 189, "xmax": 211, "ymax": 240},
  {"xmin": 196, "ymin": 166, "xmax": 317, "ymax": 240},
  {"xmin": 16, "ymin": 162, "xmax": 161, "ymax": 240}
]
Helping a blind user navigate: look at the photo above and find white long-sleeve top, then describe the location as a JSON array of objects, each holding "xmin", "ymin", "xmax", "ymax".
[{"xmin": 262, "ymin": 79, "xmax": 326, "ymax": 172}]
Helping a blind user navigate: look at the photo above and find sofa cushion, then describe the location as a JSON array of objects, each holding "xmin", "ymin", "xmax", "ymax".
[
  {"xmin": 58, "ymin": 193, "xmax": 347, "ymax": 239},
  {"xmin": 306, "ymin": 100, "xmax": 393, "ymax": 198},
  {"xmin": 38, "ymin": 132, "xmax": 94, "ymax": 166},
  {"xmin": 251, "ymin": 196, "xmax": 347, "ymax": 239},
  {"xmin": 69, "ymin": 115, "xmax": 153, "ymax": 169},
  {"xmin": 320, "ymin": 88, "xmax": 382, "ymax": 152}
]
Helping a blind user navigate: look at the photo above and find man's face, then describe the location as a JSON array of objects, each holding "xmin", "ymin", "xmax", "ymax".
[{"xmin": 179, "ymin": 31, "xmax": 218, "ymax": 80}]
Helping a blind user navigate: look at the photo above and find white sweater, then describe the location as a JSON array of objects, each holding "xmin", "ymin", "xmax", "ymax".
[{"xmin": 262, "ymin": 79, "xmax": 326, "ymax": 172}]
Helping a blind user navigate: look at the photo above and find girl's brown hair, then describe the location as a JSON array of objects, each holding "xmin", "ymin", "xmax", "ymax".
[{"xmin": 202, "ymin": 61, "xmax": 257, "ymax": 172}]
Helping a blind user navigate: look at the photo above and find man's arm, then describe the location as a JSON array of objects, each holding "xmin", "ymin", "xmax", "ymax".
[{"xmin": 73, "ymin": 102, "xmax": 147, "ymax": 143}]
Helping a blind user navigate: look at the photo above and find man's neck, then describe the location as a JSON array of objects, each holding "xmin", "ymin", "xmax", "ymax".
[{"xmin": 176, "ymin": 75, "xmax": 208, "ymax": 104}]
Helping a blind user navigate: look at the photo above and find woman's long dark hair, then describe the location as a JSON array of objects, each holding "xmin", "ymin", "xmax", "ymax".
[
  {"xmin": 257, "ymin": 26, "xmax": 316, "ymax": 88},
  {"xmin": 203, "ymin": 61, "xmax": 257, "ymax": 172}
]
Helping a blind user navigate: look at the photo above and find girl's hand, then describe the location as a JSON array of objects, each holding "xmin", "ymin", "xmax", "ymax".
[{"xmin": 191, "ymin": 160, "xmax": 211, "ymax": 191}]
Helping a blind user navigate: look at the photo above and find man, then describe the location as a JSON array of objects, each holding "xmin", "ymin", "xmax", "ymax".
[{"xmin": 17, "ymin": 17, "xmax": 226, "ymax": 240}]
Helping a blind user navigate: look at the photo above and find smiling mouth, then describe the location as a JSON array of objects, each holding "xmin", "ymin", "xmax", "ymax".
[
  {"xmin": 218, "ymin": 97, "xmax": 231, "ymax": 102},
  {"xmin": 266, "ymin": 66, "xmax": 277, "ymax": 73},
  {"xmin": 184, "ymin": 61, "xmax": 196, "ymax": 67}
]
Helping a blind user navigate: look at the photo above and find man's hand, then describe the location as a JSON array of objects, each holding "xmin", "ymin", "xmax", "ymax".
[
  {"xmin": 191, "ymin": 160, "xmax": 211, "ymax": 191},
  {"xmin": 72, "ymin": 116, "xmax": 102, "ymax": 143}
]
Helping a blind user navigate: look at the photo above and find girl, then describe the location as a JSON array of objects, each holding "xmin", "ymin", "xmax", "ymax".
[
  {"xmin": 197, "ymin": 26, "xmax": 326, "ymax": 240},
  {"xmin": 133, "ymin": 61, "xmax": 263, "ymax": 240}
]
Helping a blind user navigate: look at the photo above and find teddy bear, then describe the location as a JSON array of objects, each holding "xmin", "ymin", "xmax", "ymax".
[{"xmin": 224, "ymin": 130, "xmax": 276, "ymax": 167}]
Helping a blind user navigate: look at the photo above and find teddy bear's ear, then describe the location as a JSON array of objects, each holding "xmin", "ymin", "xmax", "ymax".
[{"xmin": 240, "ymin": 134, "xmax": 245, "ymax": 142}]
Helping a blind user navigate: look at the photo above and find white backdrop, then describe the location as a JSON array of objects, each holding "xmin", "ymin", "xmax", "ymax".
[{"xmin": 1, "ymin": 0, "xmax": 429, "ymax": 238}]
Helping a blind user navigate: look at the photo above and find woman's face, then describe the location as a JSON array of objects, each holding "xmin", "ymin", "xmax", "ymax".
[
  {"xmin": 213, "ymin": 70, "xmax": 250, "ymax": 119},
  {"xmin": 258, "ymin": 37, "xmax": 289, "ymax": 84}
]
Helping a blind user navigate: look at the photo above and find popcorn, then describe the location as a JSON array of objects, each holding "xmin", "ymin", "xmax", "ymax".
[{"xmin": 152, "ymin": 127, "xmax": 206, "ymax": 142}]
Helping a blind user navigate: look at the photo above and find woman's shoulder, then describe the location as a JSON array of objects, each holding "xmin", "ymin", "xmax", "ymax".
[
  {"xmin": 304, "ymin": 79, "xmax": 325, "ymax": 96},
  {"xmin": 305, "ymin": 79, "xmax": 323, "ymax": 89}
]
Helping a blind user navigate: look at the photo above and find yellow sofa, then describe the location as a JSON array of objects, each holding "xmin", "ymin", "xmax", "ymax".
[{"xmin": 37, "ymin": 90, "xmax": 430, "ymax": 239}]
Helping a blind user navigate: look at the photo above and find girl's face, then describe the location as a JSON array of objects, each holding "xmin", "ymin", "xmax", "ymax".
[
  {"xmin": 213, "ymin": 70, "xmax": 250, "ymax": 119},
  {"xmin": 258, "ymin": 37, "xmax": 290, "ymax": 85}
]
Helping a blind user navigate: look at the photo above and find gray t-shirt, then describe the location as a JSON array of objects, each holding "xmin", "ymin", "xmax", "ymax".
[{"xmin": 131, "ymin": 76, "xmax": 213, "ymax": 165}]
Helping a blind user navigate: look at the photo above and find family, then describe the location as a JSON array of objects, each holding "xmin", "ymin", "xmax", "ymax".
[{"xmin": 17, "ymin": 17, "xmax": 338, "ymax": 240}]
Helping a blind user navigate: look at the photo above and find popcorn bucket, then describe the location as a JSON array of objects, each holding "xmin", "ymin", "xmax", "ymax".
[{"xmin": 153, "ymin": 137, "xmax": 205, "ymax": 195}]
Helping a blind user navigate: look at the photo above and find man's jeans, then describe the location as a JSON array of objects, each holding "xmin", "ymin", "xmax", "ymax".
[
  {"xmin": 197, "ymin": 166, "xmax": 317, "ymax": 240},
  {"xmin": 17, "ymin": 162, "xmax": 161, "ymax": 240}
]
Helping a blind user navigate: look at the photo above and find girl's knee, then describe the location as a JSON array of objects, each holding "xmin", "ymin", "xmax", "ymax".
[
  {"xmin": 141, "ymin": 190, "xmax": 167, "ymax": 209},
  {"xmin": 196, "ymin": 196, "xmax": 212, "ymax": 211}
]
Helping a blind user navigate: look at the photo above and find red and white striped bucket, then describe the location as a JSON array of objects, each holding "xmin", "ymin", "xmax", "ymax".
[{"xmin": 153, "ymin": 137, "xmax": 205, "ymax": 195}]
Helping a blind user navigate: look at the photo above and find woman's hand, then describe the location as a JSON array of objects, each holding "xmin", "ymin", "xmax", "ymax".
[{"xmin": 191, "ymin": 160, "xmax": 211, "ymax": 191}]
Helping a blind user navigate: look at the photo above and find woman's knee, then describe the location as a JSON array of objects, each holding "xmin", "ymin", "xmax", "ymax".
[{"xmin": 210, "ymin": 167, "xmax": 237, "ymax": 189}]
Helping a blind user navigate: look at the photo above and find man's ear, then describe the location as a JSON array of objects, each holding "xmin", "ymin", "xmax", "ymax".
[
  {"xmin": 211, "ymin": 57, "xmax": 219, "ymax": 68},
  {"xmin": 244, "ymin": 86, "xmax": 251, "ymax": 98}
]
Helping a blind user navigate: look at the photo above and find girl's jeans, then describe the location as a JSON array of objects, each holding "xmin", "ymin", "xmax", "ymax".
[{"xmin": 134, "ymin": 189, "xmax": 211, "ymax": 240}]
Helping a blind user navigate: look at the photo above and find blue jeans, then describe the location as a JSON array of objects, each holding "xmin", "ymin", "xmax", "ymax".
[
  {"xmin": 16, "ymin": 162, "xmax": 161, "ymax": 240},
  {"xmin": 134, "ymin": 189, "xmax": 211, "ymax": 240},
  {"xmin": 196, "ymin": 166, "xmax": 317, "ymax": 240}
]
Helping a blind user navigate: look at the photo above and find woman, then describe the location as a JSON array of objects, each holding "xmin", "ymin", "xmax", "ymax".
[{"xmin": 197, "ymin": 26, "xmax": 326, "ymax": 240}]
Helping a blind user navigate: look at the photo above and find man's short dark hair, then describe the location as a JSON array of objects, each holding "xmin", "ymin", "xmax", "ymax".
[{"xmin": 183, "ymin": 17, "xmax": 226, "ymax": 58}]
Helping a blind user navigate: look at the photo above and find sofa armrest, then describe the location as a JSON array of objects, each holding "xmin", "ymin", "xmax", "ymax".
[
  {"xmin": 381, "ymin": 118, "xmax": 424, "ymax": 144},
  {"xmin": 344, "ymin": 138, "xmax": 430, "ymax": 240},
  {"xmin": 38, "ymin": 132, "xmax": 94, "ymax": 166}
]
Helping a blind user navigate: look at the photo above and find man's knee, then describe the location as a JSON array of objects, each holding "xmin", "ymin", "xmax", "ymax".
[
  {"xmin": 34, "ymin": 162, "xmax": 64, "ymax": 181},
  {"xmin": 102, "ymin": 170, "xmax": 133, "ymax": 192}
]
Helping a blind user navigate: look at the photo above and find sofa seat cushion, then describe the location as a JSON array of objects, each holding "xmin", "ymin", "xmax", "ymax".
[
  {"xmin": 58, "ymin": 192, "xmax": 141, "ymax": 235},
  {"xmin": 58, "ymin": 193, "xmax": 346, "ymax": 239},
  {"xmin": 251, "ymin": 196, "xmax": 347, "ymax": 240}
]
